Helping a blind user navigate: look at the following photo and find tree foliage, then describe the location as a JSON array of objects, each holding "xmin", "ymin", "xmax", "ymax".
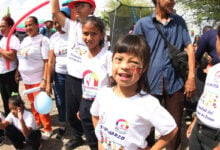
[{"xmin": 177, "ymin": 0, "xmax": 220, "ymax": 25}]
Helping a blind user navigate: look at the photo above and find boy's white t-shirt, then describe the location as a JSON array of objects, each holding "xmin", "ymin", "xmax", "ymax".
[
  {"xmin": 0, "ymin": 35, "xmax": 20, "ymax": 73},
  {"xmin": 17, "ymin": 34, "xmax": 49, "ymax": 84},
  {"xmin": 63, "ymin": 18, "xmax": 88, "ymax": 79},
  {"xmin": 81, "ymin": 48, "xmax": 112, "ymax": 100},
  {"xmin": 196, "ymin": 63, "xmax": 220, "ymax": 129},
  {"xmin": 90, "ymin": 87, "xmax": 176, "ymax": 149},
  {"xmin": 5, "ymin": 110, "xmax": 38, "ymax": 131},
  {"xmin": 50, "ymin": 31, "xmax": 68, "ymax": 74}
]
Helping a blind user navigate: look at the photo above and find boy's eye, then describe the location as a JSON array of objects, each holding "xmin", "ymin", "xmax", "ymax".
[{"xmin": 114, "ymin": 57, "xmax": 122, "ymax": 62}]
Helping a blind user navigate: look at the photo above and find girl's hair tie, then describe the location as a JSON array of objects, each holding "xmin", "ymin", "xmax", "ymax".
[{"xmin": 11, "ymin": 92, "xmax": 19, "ymax": 97}]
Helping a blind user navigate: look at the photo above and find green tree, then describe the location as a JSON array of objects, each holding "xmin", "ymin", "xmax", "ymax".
[{"xmin": 177, "ymin": 0, "xmax": 220, "ymax": 25}]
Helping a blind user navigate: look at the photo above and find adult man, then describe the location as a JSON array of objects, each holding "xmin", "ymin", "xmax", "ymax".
[
  {"xmin": 196, "ymin": 28, "xmax": 220, "ymax": 65},
  {"xmin": 133, "ymin": 0, "xmax": 196, "ymax": 149},
  {"xmin": 51, "ymin": 0, "xmax": 96, "ymax": 149},
  {"xmin": 39, "ymin": 20, "xmax": 55, "ymax": 38}
]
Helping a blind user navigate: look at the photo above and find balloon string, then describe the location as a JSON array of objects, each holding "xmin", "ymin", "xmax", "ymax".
[{"xmin": 5, "ymin": 1, "xmax": 50, "ymax": 70}]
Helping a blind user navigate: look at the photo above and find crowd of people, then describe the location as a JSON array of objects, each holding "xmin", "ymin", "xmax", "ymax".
[{"xmin": 0, "ymin": 0, "xmax": 219, "ymax": 150}]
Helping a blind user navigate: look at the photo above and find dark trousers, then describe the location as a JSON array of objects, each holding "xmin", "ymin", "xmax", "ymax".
[
  {"xmin": 65, "ymin": 75, "xmax": 83, "ymax": 138},
  {"xmin": 5, "ymin": 125, "xmax": 41, "ymax": 150},
  {"xmin": 0, "ymin": 129, "xmax": 4, "ymax": 137},
  {"xmin": 54, "ymin": 72, "xmax": 66, "ymax": 123},
  {"xmin": 148, "ymin": 88, "xmax": 184, "ymax": 150},
  {"xmin": 0, "ymin": 70, "xmax": 18, "ymax": 115},
  {"xmin": 79, "ymin": 99, "xmax": 98, "ymax": 150},
  {"xmin": 189, "ymin": 121, "xmax": 220, "ymax": 150}
]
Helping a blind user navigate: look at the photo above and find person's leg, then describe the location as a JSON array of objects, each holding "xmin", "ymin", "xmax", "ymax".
[
  {"xmin": 196, "ymin": 123, "xmax": 220, "ymax": 150},
  {"xmin": 25, "ymin": 84, "xmax": 41, "ymax": 126},
  {"xmin": 25, "ymin": 84, "xmax": 52, "ymax": 139},
  {"xmin": 32, "ymin": 86, "xmax": 52, "ymax": 132},
  {"xmin": 65, "ymin": 75, "xmax": 83, "ymax": 137},
  {"xmin": 0, "ymin": 70, "xmax": 18, "ymax": 115},
  {"xmin": 65, "ymin": 75, "xmax": 84, "ymax": 148},
  {"xmin": 189, "ymin": 121, "xmax": 203, "ymax": 150},
  {"xmin": 5, "ymin": 125, "xmax": 25, "ymax": 149},
  {"xmin": 54, "ymin": 73, "xmax": 66, "ymax": 139},
  {"xmin": 79, "ymin": 99, "xmax": 98, "ymax": 150},
  {"xmin": 164, "ymin": 88, "xmax": 184, "ymax": 150},
  {"xmin": 27, "ymin": 130, "xmax": 41, "ymax": 150}
]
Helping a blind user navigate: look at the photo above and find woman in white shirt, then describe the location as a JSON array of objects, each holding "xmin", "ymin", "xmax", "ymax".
[
  {"xmin": 16, "ymin": 16, "xmax": 52, "ymax": 140},
  {"xmin": 46, "ymin": 11, "xmax": 71, "ymax": 140},
  {"xmin": 0, "ymin": 16, "xmax": 20, "ymax": 116}
]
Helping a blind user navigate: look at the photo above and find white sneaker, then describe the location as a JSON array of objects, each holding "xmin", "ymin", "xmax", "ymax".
[{"xmin": 41, "ymin": 131, "xmax": 53, "ymax": 140}]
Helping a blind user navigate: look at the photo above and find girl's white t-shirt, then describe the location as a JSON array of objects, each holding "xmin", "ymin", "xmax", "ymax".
[
  {"xmin": 90, "ymin": 87, "xmax": 176, "ymax": 149},
  {"xmin": 50, "ymin": 31, "xmax": 68, "ymax": 74},
  {"xmin": 17, "ymin": 34, "xmax": 49, "ymax": 84},
  {"xmin": 196, "ymin": 63, "xmax": 220, "ymax": 129},
  {"xmin": 5, "ymin": 110, "xmax": 38, "ymax": 131},
  {"xmin": 63, "ymin": 18, "xmax": 88, "ymax": 79},
  {"xmin": 0, "ymin": 35, "xmax": 20, "ymax": 73},
  {"xmin": 81, "ymin": 48, "xmax": 112, "ymax": 100}
]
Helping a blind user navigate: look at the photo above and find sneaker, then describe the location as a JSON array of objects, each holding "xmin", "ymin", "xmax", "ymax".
[
  {"xmin": 41, "ymin": 130, "xmax": 53, "ymax": 140},
  {"xmin": 36, "ymin": 124, "xmax": 43, "ymax": 130},
  {"xmin": 65, "ymin": 137, "xmax": 85, "ymax": 150},
  {"xmin": 56, "ymin": 128, "xmax": 66, "ymax": 140},
  {"xmin": 0, "ymin": 136, "xmax": 5, "ymax": 146}
]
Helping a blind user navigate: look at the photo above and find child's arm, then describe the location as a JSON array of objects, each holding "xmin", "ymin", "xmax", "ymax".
[
  {"xmin": 213, "ymin": 143, "xmax": 220, "ymax": 150},
  {"xmin": 17, "ymin": 108, "xmax": 32, "ymax": 137},
  {"xmin": 0, "ymin": 120, "xmax": 9, "ymax": 129},
  {"xmin": 92, "ymin": 116, "xmax": 105, "ymax": 150},
  {"xmin": 51, "ymin": 0, "xmax": 66, "ymax": 27},
  {"xmin": 92, "ymin": 116, "xmax": 99, "ymax": 128},
  {"xmin": 150, "ymin": 127, "xmax": 178, "ymax": 150},
  {"xmin": 186, "ymin": 116, "xmax": 197, "ymax": 138}
]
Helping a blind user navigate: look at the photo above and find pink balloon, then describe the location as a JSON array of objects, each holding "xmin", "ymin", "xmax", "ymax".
[{"xmin": 5, "ymin": 1, "xmax": 50, "ymax": 70}]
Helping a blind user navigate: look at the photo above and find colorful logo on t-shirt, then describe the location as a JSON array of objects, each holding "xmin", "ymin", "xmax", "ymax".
[
  {"xmin": 18, "ymin": 48, "xmax": 28, "ymax": 59},
  {"xmin": 83, "ymin": 70, "xmax": 99, "ymax": 87},
  {"xmin": 82, "ymin": 70, "xmax": 99, "ymax": 99},
  {"xmin": 115, "ymin": 119, "xmax": 129, "ymax": 134},
  {"xmin": 58, "ymin": 48, "xmax": 67, "ymax": 56},
  {"xmin": 200, "ymin": 91, "xmax": 218, "ymax": 109}
]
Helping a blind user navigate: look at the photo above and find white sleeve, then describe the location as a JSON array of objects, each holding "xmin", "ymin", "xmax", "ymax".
[
  {"xmin": 10, "ymin": 35, "xmax": 20, "ymax": 51},
  {"xmin": 149, "ymin": 103, "xmax": 177, "ymax": 136},
  {"xmin": 90, "ymin": 88, "xmax": 104, "ymax": 116},
  {"xmin": 62, "ymin": 18, "xmax": 71, "ymax": 33},
  {"xmin": 5, "ymin": 113, "xmax": 13, "ymax": 124},
  {"xmin": 24, "ymin": 113, "xmax": 36, "ymax": 129},
  {"xmin": 41, "ymin": 36, "xmax": 50, "ymax": 59}
]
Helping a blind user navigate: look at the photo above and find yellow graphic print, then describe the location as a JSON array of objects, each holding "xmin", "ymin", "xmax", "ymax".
[
  {"xmin": 19, "ymin": 48, "xmax": 29, "ymax": 59},
  {"xmin": 201, "ymin": 92, "xmax": 218, "ymax": 109}
]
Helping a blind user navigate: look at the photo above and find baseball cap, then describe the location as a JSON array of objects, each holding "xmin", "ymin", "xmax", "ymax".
[{"xmin": 68, "ymin": 0, "xmax": 96, "ymax": 9}]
